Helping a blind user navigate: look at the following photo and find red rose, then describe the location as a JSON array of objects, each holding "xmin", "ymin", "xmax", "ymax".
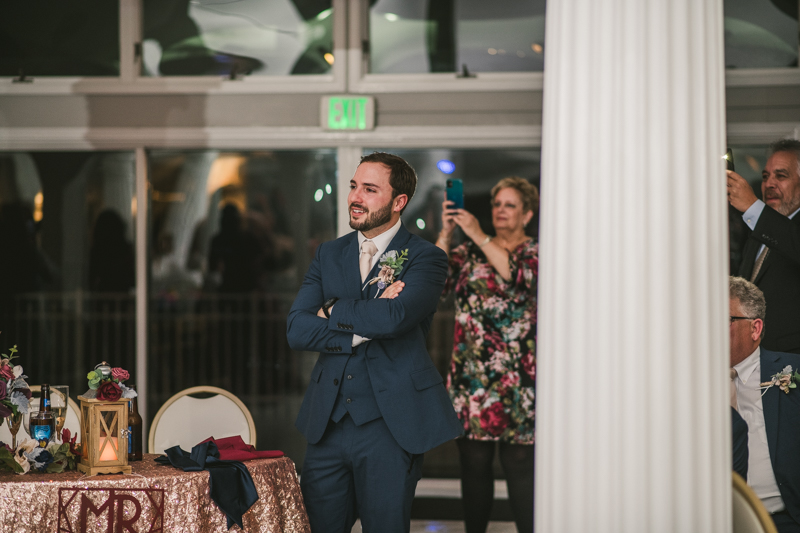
[
  {"xmin": 479, "ymin": 402, "xmax": 510, "ymax": 437},
  {"xmin": 111, "ymin": 368, "xmax": 129, "ymax": 382},
  {"xmin": 96, "ymin": 381, "xmax": 122, "ymax": 401},
  {"xmin": 0, "ymin": 363, "xmax": 13, "ymax": 381}
]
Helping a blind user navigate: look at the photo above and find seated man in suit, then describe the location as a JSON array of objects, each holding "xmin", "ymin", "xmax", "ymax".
[
  {"xmin": 287, "ymin": 152, "xmax": 463, "ymax": 533},
  {"xmin": 730, "ymin": 276, "xmax": 800, "ymax": 532}
]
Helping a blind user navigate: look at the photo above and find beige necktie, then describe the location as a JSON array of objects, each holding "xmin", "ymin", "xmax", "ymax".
[
  {"xmin": 360, "ymin": 240, "xmax": 378, "ymax": 283},
  {"xmin": 730, "ymin": 368, "xmax": 739, "ymax": 411},
  {"xmin": 750, "ymin": 246, "xmax": 770, "ymax": 282}
]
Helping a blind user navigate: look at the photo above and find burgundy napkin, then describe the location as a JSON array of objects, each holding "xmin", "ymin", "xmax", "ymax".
[{"xmin": 198, "ymin": 436, "xmax": 284, "ymax": 461}]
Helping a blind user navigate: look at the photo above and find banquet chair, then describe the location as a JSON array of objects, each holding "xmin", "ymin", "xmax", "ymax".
[
  {"xmin": 148, "ymin": 386, "xmax": 256, "ymax": 454},
  {"xmin": 0, "ymin": 385, "xmax": 81, "ymax": 444},
  {"xmin": 733, "ymin": 471, "xmax": 778, "ymax": 533}
]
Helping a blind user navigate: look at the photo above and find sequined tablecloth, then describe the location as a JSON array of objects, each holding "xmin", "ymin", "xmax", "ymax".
[{"xmin": 0, "ymin": 454, "xmax": 311, "ymax": 533}]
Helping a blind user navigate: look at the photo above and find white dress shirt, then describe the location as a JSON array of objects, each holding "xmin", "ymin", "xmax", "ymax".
[
  {"xmin": 351, "ymin": 218, "xmax": 403, "ymax": 346},
  {"xmin": 734, "ymin": 346, "xmax": 785, "ymax": 512}
]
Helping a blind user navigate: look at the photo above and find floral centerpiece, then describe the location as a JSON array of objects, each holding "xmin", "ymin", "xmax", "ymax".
[
  {"xmin": 0, "ymin": 429, "xmax": 79, "ymax": 474},
  {"xmin": 0, "ymin": 345, "xmax": 32, "ymax": 419},
  {"xmin": 83, "ymin": 362, "xmax": 137, "ymax": 401}
]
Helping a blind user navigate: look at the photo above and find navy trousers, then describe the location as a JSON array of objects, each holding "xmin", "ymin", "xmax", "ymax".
[{"xmin": 301, "ymin": 415, "xmax": 424, "ymax": 533}]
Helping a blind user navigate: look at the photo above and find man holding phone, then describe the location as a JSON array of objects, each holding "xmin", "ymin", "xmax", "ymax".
[{"xmin": 727, "ymin": 139, "xmax": 800, "ymax": 354}]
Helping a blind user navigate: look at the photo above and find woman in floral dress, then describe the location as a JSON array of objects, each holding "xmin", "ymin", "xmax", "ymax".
[{"xmin": 436, "ymin": 176, "xmax": 538, "ymax": 533}]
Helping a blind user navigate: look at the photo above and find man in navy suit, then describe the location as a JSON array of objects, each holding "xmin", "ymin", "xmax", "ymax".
[
  {"xmin": 730, "ymin": 276, "xmax": 800, "ymax": 532},
  {"xmin": 287, "ymin": 152, "xmax": 463, "ymax": 533}
]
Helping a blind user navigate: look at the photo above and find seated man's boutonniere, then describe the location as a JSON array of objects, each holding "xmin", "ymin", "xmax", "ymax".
[
  {"xmin": 363, "ymin": 249, "xmax": 409, "ymax": 297},
  {"xmin": 760, "ymin": 365, "xmax": 800, "ymax": 395}
]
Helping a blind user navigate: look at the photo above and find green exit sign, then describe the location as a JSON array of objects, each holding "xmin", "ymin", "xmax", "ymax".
[{"xmin": 321, "ymin": 96, "xmax": 375, "ymax": 131}]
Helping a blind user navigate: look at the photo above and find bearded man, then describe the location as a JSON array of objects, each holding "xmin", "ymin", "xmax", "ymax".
[
  {"xmin": 287, "ymin": 152, "xmax": 462, "ymax": 533},
  {"xmin": 728, "ymin": 139, "xmax": 800, "ymax": 354}
]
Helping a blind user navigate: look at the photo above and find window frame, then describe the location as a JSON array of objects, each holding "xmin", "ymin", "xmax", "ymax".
[
  {"xmin": 0, "ymin": 0, "xmax": 347, "ymax": 96},
  {"xmin": 346, "ymin": 0, "xmax": 544, "ymax": 94}
]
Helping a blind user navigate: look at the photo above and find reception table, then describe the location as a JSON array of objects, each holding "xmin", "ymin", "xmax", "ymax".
[{"xmin": 0, "ymin": 454, "xmax": 310, "ymax": 533}]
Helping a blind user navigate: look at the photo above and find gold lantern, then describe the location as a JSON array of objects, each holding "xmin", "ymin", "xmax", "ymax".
[{"xmin": 77, "ymin": 395, "xmax": 132, "ymax": 475}]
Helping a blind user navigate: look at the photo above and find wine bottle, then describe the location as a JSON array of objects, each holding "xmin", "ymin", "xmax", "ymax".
[{"xmin": 127, "ymin": 385, "xmax": 143, "ymax": 461}]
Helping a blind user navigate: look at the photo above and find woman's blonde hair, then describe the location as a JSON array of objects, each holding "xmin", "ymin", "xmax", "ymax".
[{"xmin": 491, "ymin": 176, "xmax": 539, "ymax": 215}]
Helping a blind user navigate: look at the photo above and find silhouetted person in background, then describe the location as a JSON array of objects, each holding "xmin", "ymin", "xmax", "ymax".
[
  {"xmin": 208, "ymin": 204, "xmax": 262, "ymax": 293},
  {"xmin": 0, "ymin": 203, "xmax": 55, "ymax": 298},
  {"xmin": 89, "ymin": 209, "xmax": 135, "ymax": 292}
]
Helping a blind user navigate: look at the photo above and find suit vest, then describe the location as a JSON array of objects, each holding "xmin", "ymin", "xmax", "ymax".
[{"xmin": 330, "ymin": 343, "xmax": 381, "ymax": 425}]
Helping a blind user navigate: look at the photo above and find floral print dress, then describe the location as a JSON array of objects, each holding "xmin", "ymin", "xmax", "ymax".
[{"xmin": 444, "ymin": 239, "xmax": 538, "ymax": 444}]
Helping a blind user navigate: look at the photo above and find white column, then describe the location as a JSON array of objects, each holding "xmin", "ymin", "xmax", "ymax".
[{"xmin": 536, "ymin": 1, "xmax": 730, "ymax": 532}]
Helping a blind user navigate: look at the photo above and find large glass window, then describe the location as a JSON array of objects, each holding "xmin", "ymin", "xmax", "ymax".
[
  {"xmin": 724, "ymin": 0, "xmax": 798, "ymax": 68},
  {"xmin": 146, "ymin": 149, "xmax": 336, "ymax": 460},
  {"xmin": 0, "ymin": 152, "xmax": 136, "ymax": 397},
  {"xmin": 364, "ymin": 148, "xmax": 541, "ymax": 477},
  {"xmin": 141, "ymin": 0, "xmax": 334, "ymax": 77},
  {"xmin": 0, "ymin": 2, "xmax": 120, "ymax": 77},
  {"xmin": 368, "ymin": 0, "xmax": 546, "ymax": 74}
]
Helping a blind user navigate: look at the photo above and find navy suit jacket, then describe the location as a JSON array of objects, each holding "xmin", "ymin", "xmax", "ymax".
[
  {"xmin": 287, "ymin": 223, "xmax": 463, "ymax": 454},
  {"xmin": 739, "ymin": 208, "xmax": 800, "ymax": 353},
  {"xmin": 760, "ymin": 348, "xmax": 800, "ymax": 523}
]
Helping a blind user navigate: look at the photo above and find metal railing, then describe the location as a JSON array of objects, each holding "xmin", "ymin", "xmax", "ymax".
[{"xmin": 0, "ymin": 290, "xmax": 455, "ymax": 412}]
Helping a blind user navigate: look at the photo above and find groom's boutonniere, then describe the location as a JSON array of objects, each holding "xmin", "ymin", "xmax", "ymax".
[
  {"xmin": 364, "ymin": 249, "xmax": 409, "ymax": 296},
  {"xmin": 760, "ymin": 365, "xmax": 800, "ymax": 395}
]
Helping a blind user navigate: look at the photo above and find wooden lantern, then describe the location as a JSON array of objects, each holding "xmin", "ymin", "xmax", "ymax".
[{"xmin": 77, "ymin": 395, "xmax": 131, "ymax": 475}]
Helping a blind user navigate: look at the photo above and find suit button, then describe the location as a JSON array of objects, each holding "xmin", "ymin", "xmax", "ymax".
[
  {"xmin": 346, "ymin": 398, "xmax": 352, "ymax": 403},
  {"xmin": 347, "ymin": 375, "xmax": 353, "ymax": 380},
  {"xmin": 333, "ymin": 379, "xmax": 339, "ymax": 385}
]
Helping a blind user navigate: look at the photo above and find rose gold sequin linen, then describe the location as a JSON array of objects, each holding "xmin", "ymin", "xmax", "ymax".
[{"xmin": 0, "ymin": 454, "xmax": 310, "ymax": 533}]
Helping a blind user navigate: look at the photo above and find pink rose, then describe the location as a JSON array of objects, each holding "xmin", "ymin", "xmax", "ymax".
[
  {"xmin": 111, "ymin": 368, "xmax": 129, "ymax": 382},
  {"xmin": 96, "ymin": 381, "xmax": 122, "ymax": 401},
  {"xmin": 479, "ymin": 402, "xmax": 509, "ymax": 437},
  {"xmin": 377, "ymin": 265, "xmax": 395, "ymax": 284}
]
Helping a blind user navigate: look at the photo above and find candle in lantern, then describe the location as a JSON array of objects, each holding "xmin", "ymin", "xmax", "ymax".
[{"xmin": 98, "ymin": 437, "xmax": 118, "ymax": 461}]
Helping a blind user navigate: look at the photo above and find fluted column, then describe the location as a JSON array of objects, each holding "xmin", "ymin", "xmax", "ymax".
[{"xmin": 537, "ymin": 1, "xmax": 730, "ymax": 532}]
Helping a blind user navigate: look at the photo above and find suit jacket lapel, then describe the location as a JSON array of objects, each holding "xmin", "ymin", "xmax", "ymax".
[
  {"xmin": 739, "ymin": 239, "xmax": 758, "ymax": 279},
  {"xmin": 364, "ymin": 224, "xmax": 412, "ymax": 299},
  {"xmin": 343, "ymin": 233, "xmax": 363, "ymax": 299},
  {"xmin": 761, "ymin": 349, "xmax": 780, "ymax": 464}
]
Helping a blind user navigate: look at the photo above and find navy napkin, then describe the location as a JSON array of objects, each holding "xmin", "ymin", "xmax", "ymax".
[{"xmin": 155, "ymin": 440, "xmax": 258, "ymax": 530}]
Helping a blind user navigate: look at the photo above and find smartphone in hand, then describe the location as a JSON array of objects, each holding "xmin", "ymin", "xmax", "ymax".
[
  {"xmin": 725, "ymin": 148, "xmax": 735, "ymax": 172},
  {"xmin": 446, "ymin": 178, "xmax": 464, "ymax": 209}
]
